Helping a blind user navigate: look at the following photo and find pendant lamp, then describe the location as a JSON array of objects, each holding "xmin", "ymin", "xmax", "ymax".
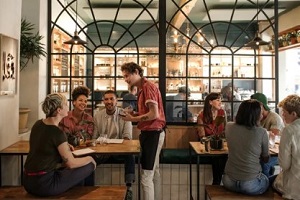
[
  {"xmin": 64, "ymin": 0, "xmax": 87, "ymax": 45},
  {"xmin": 244, "ymin": 0, "xmax": 269, "ymax": 48}
]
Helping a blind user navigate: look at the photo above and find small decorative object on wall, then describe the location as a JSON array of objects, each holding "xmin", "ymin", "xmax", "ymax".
[{"xmin": 0, "ymin": 34, "xmax": 18, "ymax": 95}]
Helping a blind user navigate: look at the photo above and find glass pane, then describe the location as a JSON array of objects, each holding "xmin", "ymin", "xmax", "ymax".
[
  {"xmin": 256, "ymin": 79, "xmax": 276, "ymax": 101},
  {"xmin": 166, "ymin": 56, "xmax": 186, "ymax": 77},
  {"xmin": 257, "ymin": 54, "xmax": 274, "ymax": 78},
  {"xmin": 166, "ymin": 78, "xmax": 185, "ymax": 93}
]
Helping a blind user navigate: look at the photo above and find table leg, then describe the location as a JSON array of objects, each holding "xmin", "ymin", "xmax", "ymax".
[
  {"xmin": 197, "ymin": 155, "xmax": 200, "ymax": 200},
  {"xmin": 20, "ymin": 155, "xmax": 24, "ymax": 185},
  {"xmin": 189, "ymin": 145, "xmax": 193, "ymax": 200},
  {"xmin": 0, "ymin": 155, "xmax": 2, "ymax": 186},
  {"xmin": 138, "ymin": 154, "xmax": 141, "ymax": 200}
]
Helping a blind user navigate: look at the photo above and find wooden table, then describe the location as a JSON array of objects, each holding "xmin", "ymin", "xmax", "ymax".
[
  {"xmin": 189, "ymin": 141, "xmax": 279, "ymax": 200},
  {"xmin": 189, "ymin": 142, "xmax": 228, "ymax": 200},
  {"xmin": 0, "ymin": 140, "xmax": 141, "ymax": 199}
]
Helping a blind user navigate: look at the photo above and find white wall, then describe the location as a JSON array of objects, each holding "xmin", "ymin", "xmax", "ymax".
[
  {"xmin": 0, "ymin": 1, "xmax": 22, "ymax": 149},
  {"xmin": 278, "ymin": 6, "xmax": 300, "ymax": 32},
  {"xmin": 20, "ymin": 0, "xmax": 48, "ymax": 130},
  {"xmin": 277, "ymin": 5, "xmax": 300, "ymax": 101},
  {"xmin": 0, "ymin": 0, "xmax": 22, "ymax": 185},
  {"xmin": 0, "ymin": 0, "xmax": 47, "ymax": 185}
]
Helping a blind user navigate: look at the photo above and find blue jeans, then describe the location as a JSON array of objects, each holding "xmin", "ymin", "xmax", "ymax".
[
  {"xmin": 261, "ymin": 157, "xmax": 278, "ymax": 177},
  {"xmin": 222, "ymin": 173, "xmax": 269, "ymax": 195},
  {"xmin": 91, "ymin": 154, "xmax": 135, "ymax": 185}
]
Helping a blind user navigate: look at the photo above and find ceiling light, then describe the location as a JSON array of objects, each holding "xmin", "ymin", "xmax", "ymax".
[
  {"xmin": 64, "ymin": 0, "xmax": 87, "ymax": 45},
  {"xmin": 244, "ymin": 0, "xmax": 269, "ymax": 48}
]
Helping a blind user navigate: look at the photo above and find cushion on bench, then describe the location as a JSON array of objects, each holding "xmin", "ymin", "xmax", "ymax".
[{"xmin": 160, "ymin": 149, "xmax": 215, "ymax": 164}]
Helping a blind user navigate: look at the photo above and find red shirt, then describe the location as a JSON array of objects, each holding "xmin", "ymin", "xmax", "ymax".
[
  {"xmin": 198, "ymin": 109, "xmax": 225, "ymax": 136},
  {"xmin": 137, "ymin": 78, "xmax": 166, "ymax": 131},
  {"xmin": 59, "ymin": 110, "xmax": 94, "ymax": 139}
]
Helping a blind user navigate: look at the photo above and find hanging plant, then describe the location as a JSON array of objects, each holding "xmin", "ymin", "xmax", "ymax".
[{"xmin": 20, "ymin": 18, "xmax": 47, "ymax": 71}]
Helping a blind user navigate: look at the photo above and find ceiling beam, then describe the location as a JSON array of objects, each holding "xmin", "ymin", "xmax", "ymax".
[{"xmin": 171, "ymin": 0, "xmax": 198, "ymax": 30}]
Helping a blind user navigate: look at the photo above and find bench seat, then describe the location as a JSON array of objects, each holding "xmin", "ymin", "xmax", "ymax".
[
  {"xmin": 205, "ymin": 185, "xmax": 283, "ymax": 200},
  {"xmin": 0, "ymin": 186, "xmax": 126, "ymax": 199}
]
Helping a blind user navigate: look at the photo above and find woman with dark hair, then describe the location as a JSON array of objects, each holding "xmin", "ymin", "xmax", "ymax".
[
  {"xmin": 197, "ymin": 92, "xmax": 227, "ymax": 185},
  {"xmin": 197, "ymin": 92, "xmax": 226, "ymax": 138},
  {"xmin": 23, "ymin": 93, "xmax": 96, "ymax": 197},
  {"xmin": 59, "ymin": 86, "xmax": 94, "ymax": 142},
  {"xmin": 59, "ymin": 86, "xmax": 95, "ymax": 186},
  {"xmin": 222, "ymin": 99, "xmax": 270, "ymax": 195}
]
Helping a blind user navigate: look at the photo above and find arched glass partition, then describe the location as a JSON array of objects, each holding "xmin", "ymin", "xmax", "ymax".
[{"xmin": 49, "ymin": 0, "xmax": 278, "ymax": 124}]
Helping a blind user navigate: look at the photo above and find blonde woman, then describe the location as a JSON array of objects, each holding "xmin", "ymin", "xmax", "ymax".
[
  {"xmin": 23, "ymin": 93, "xmax": 96, "ymax": 197},
  {"xmin": 273, "ymin": 94, "xmax": 300, "ymax": 199}
]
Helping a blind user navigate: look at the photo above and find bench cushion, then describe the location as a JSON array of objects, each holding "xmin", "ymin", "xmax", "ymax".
[
  {"xmin": 0, "ymin": 186, "xmax": 126, "ymax": 199},
  {"xmin": 160, "ymin": 149, "xmax": 222, "ymax": 164},
  {"xmin": 205, "ymin": 185, "xmax": 283, "ymax": 200}
]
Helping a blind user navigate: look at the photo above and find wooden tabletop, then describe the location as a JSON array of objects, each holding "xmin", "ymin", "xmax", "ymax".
[
  {"xmin": 0, "ymin": 140, "xmax": 140, "ymax": 155},
  {"xmin": 0, "ymin": 140, "xmax": 29, "ymax": 154},
  {"xmin": 190, "ymin": 141, "xmax": 279, "ymax": 156},
  {"xmin": 81, "ymin": 140, "xmax": 140, "ymax": 154},
  {"xmin": 190, "ymin": 141, "xmax": 228, "ymax": 155}
]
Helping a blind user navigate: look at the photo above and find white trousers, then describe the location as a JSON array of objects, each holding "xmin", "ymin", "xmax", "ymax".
[{"xmin": 141, "ymin": 131, "xmax": 165, "ymax": 200}]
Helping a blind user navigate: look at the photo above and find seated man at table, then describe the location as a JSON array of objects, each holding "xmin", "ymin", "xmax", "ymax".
[
  {"xmin": 251, "ymin": 93, "xmax": 284, "ymax": 177},
  {"xmin": 93, "ymin": 90, "xmax": 135, "ymax": 197}
]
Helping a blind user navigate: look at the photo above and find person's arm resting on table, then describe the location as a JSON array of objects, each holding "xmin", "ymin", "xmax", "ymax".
[{"xmin": 58, "ymin": 142, "xmax": 96, "ymax": 169}]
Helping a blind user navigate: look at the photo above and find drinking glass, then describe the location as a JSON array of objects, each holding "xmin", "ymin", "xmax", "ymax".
[{"xmin": 268, "ymin": 131, "xmax": 276, "ymax": 148}]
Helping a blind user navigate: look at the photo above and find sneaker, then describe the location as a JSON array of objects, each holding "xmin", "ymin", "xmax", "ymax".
[{"xmin": 125, "ymin": 189, "xmax": 133, "ymax": 200}]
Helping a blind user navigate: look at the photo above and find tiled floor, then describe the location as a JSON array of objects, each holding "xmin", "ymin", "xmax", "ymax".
[{"xmin": 95, "ymin": 163, "xmax": 213, "ymax": 200}]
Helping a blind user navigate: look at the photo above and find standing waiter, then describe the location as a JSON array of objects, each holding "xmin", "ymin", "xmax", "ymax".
[{"xmin": 120, "ymin": 62, "xmax": 165, "ymax": 200}]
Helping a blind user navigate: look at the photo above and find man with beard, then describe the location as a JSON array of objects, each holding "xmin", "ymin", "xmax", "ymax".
[{"xmin": 93, "ymin": 90, "xmax": 135, "ymax": 199}]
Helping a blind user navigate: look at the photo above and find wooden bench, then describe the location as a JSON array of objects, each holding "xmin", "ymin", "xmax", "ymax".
[
  {"xmin": 0, "ymin": 186, "xmax": 126, "ymax": 199},
  {"xmin": 205, "ymin": 185, "xmax": 283, "ymax": 200}
]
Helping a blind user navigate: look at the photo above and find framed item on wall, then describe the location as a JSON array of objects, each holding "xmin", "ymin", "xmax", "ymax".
[{"xmin": 0, "ymin": 34, "xmax": 18, "ymax": 95}]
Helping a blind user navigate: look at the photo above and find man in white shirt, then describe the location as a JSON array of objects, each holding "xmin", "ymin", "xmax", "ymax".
[
  {"xmin": 93, "ymin": 90, "xmax": 135, "ymax": 198},
  {"xmin": 251, "ymin": 93, "xmax": 284, "ymax": 177}
]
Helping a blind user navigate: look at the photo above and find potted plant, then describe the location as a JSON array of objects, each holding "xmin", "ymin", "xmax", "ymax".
[
  {"xmin": 282, "ymin": 34, "xmax": 289, "ymax": 47},
  {"xmin": 20, "ymin": 18, "xmax": 47, "ymax": 71},
  {"xmin": 287, "ymin": 31, "xmax": 297, "ymax": 45},
  {"xmin": 197, "ymin": 115, "xmax": 226, "ymax": 151},
  {"xmin": 19, "ymin": 18, "xmax": 47, "ymax": 133},
  {"xmin": 297, "ymin": 30, "xmax": 300, "ymax": 43}
]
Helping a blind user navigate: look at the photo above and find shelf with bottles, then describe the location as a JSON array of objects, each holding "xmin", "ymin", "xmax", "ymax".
[
  {"xmin": 52, "ymin": 28, "xmax": 70, "ymax": 52},
  {"xmin": 51, "ymin": 28, "xmax": 86, "ymax": 80},
  {"xmin": 51, "ymin": 78, "xmax": 84, "ymax": 93},
  {"xmin": 94, "ymin": 78, "xmax": 128, "ymax": 91}
]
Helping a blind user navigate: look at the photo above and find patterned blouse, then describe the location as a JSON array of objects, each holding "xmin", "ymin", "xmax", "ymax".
[{"xmin": 59, "ymin": 110, "xmax": 94, "ymax": 139}]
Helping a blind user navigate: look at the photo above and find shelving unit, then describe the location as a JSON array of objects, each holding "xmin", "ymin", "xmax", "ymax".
[
  {"xmin": 165, "ymin": 49, "xmax": 257, "ymax": 96},
  {"xmin": 51, "ymin": 28, "xmax": 86, "ymax": 95},
  {"xmin": 93, "ymin": 52, "xmax": 159, "ymax": 92}
]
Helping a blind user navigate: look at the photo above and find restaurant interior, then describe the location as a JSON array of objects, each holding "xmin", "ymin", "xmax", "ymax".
[{"xmin": 1, "ymin": 0, "xmax": 300, "ymax": 199}]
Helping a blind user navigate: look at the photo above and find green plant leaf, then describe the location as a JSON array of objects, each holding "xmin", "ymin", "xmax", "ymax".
[{"xmin": 20, "ymin": 18, "xmax": 47, "ymax": 71}]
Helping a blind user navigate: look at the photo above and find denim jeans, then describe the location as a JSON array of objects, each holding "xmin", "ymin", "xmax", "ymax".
[
  {"xmin": 91, "ymin": 154, "xmax": 135, "ymax": 185},
  {"xmin": 222, "ymin": 173, "xmax": 269, "ymax": 195},
  {"xmin": 140, "ymin": 131, "xmax": 165, "ymax": 200},
  {"xmin": 261, "ymin": 156, "xmax": 278, "ymax": 177}
]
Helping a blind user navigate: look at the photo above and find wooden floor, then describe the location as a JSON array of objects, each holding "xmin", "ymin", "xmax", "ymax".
[{"xmin": 0, "ymin": 186, "xmax": 126, "ymax": 199}]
